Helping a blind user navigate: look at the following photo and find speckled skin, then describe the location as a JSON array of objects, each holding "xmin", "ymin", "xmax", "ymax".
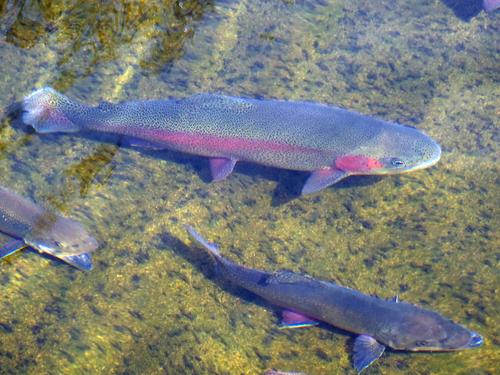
[
  {"xmin": 187, "ymin": 226, "xmax": 483, "ymax": 354},
  {"xmin": 0, "ymin": 187, "xmax": 45, "ymax": 239},
  {"xmin": 23, "ymin": 88, "xmax": 441, "ymax": 179},
  {"xmin": 0, "ymin": 186, "xmax": 97, "ymax": 258}
]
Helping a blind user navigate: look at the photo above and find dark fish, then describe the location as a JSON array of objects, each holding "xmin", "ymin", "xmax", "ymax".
[
  {"xmin": 441, "ymin": 0, "xmax": 499, "ymax": 21},
  {"xmin": 186, "ymin": 226, "xmax": 483, "ymax": 372},
  {"xmin": 0, "ymin": 186, "xmax": 98, "ymax": 270},
  {"xmin": 22, "ymin": 88, "xmax": 441, "ymax": 195}
]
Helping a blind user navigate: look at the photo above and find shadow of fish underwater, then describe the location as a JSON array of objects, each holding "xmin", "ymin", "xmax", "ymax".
[
  {"xmin": 22, "ymin": 88, "xmax": 441, "ymax": 195},
  {"xmin": 0, "ymin": 186, "xmax": 98, "ymax": 270},
  {"xmin": 185, "ymin": 226, "xmax": 483, "ymax": 373}
]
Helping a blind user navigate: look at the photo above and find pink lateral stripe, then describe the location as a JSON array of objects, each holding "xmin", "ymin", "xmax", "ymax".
[{"xmin": 128, "ymin": 128, "xmax": 327, "ymax": 156}]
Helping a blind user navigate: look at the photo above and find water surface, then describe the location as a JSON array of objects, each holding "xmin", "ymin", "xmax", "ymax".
[{"xmin": 0, "ymin": 1, "xmax": 498, "ymax": 374}]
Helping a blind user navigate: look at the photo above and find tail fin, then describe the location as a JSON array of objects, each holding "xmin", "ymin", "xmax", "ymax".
[
  {"xmin": 185, "ymin": 225, "xmax": 231, "ymax": 276},
  {"xmin": 185, "ymin": 225, "xmax": 222, "ymax": 259},
  {"xmin": 22, "ymin": 87, "xmax": 81, "ymax": 133}
]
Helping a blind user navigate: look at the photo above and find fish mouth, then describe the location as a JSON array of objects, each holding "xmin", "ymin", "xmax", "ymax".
[
  {"xmin": 29, "ymin": 235, "xmax": 99, "ymax": 257},
  {"xmin": 367, "ymin": 141, "xmax": 442, "ymax": 176},
  {"xmin": 388, "ymin": 142, "xmax": 442, "ymax": 175},
  {"xmin": 467, "ymin": 333, "xmax": 484, "ymax": 348},
  {"xmin": 409, "ymin": 332, "xmax": 484, "ymax": 352},
  {"xmin": 25, "ymin": 240, "xmax": 94, "ymax": 270},
  {"xmin": 409, "ymin": 151, "xmax": 441, "ymax": 172},
  {"xmin": 410, "ymin": 140, "xmax": 442, "ymax": 172},
  {"xmin": 61, "ymin": 252, "xmax": 93, "ymax": 271},
  {"xmin": 445, "ymin": 331, "xmax": 484, "ymax": 351}
]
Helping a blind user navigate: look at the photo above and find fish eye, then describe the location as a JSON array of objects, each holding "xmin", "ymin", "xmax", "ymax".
[{"xmin": 391, "ymin": 158, "xmax": 406, "ymax": 167}]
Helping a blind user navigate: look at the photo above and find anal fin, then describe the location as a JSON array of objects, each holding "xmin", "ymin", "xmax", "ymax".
[
  {"xmin": 278, "ymin": 310, "xmax": 319, "ymax": 329},
  {"xmin": 302, "ymin": 167, "xmax": 348, "ymax": 195},
  {"xmin": 353, "ymin": 335, "xmax": 386, "ymax": 373},
  {"xmin": 210, "ymin": 157, "xmax": 237, "ymax": 181}
]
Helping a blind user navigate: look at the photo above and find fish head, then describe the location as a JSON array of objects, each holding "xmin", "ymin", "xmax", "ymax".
[
  {"xmin": 358, "ymin": 125, "xmax": 441, "ymax": 176},
  {"xmin": 25, "ymin": 214, "xmax": 98, "ymax": 258},
  {"xmin": 384, "ymin": 308, "xmax": 483, "ymax": 351}
]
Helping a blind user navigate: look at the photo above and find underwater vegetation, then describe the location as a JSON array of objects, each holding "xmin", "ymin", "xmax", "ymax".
[{"xmin": 0, "ymin": 0, "xmax": 498, "ymax": 374}]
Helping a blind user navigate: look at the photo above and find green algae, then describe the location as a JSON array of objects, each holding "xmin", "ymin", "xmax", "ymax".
[{"xmin": 0, "ymin": 1, "xmax": 498, "ymax": 374}]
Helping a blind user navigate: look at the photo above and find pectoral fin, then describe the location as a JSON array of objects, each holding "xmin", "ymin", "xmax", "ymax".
[
  {"xmin": 278, "ymin": 310, "xmax": 319, "ymax": 329},
  {"xmin": 209, "ymin": 157, "xmax": 237, "ymax": 181},
  {"xmin": 0, "ymin": 240, "xmax": 28, "ymax": 259},
  {"xmin": 353, "ymin": 335, "xmax": 386, "ymax": 373},
  {"xmin": 302, "ymin": 167, "xmax": 348, "ymax": 195}
]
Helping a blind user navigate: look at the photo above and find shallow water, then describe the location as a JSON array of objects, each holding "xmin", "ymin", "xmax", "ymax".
[{"xmin": 0, "ymin": 1, "xmax": 498, "ymax": 374}]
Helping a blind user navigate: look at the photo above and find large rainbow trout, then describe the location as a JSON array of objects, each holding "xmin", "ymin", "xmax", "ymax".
[
  {"xmin": 22, "ymin": 88, "xmax": 441, "ymax": 195},
  {"xmin": 186, "ymin": 226, "xmax": 483, "ymax": 372},
  {"xmin": 0, "ymin": 186, "xmax": 98, "ymax": 270}
]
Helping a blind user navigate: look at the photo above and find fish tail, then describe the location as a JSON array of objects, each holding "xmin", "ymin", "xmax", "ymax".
[
  {"xmin": 185, "ymin": 225, "xmax": 270, "ymax": 289},
  {"xmin": 186, "ymin": 224, "xmax": 232, "ymax": 276},
  {"xmin": 185, "ymin": 225, "xmax": 222, "ymax": 259},
  {"xmin": 22, "ymin": 87, "xmax": 82, "ymax": 133}
]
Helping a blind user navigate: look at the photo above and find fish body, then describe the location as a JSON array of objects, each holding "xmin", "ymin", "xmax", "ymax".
[
  {"xmin": 0, "ymin": 186, "xmax": 97, "ymax": 270},
  {"xmin": 484, "ymin": 0, "xmax": 500, "ymax": 12},
  {"xmin": 23, "ymin": 88, "xmax": 441, "ymax": 195},
  {"xmin": 186, "ymin": 226, "xmax": 483, "ymax": 372}
]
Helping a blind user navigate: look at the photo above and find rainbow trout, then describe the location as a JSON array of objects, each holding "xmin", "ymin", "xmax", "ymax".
[
  {"xmin": 484, "ymin": 0, "xmax": 500, "ymax": 12},
  {"xmin": 0, "ymin": 186, "xmax": 98, "ymax": 270},
  {"xmin": 22, "ymin": 88, "xmax": 441, "ymax": 195},
  {"xmin": 186, "ymin": 226, "xmax": 483, "ymax": 372}
]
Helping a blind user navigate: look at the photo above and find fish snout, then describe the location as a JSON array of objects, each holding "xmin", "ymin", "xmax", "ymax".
[
  {"xmin": 415, "ymin": 137, "xmax": 441, "ymax": 171},
  {"xmin": 429, "ymin": 139, "xmax": 442, "ymax": 166},
  {"xmin": 62, "ymin": 252, "xmax": 93, "ymax": 271},
  {"xmin": 468, "ymin": 333, "xmax": 484, "ymax": 348},
  {"xmin": 82, "ymin": 235, "xmax": 99, "ymax": 253}
]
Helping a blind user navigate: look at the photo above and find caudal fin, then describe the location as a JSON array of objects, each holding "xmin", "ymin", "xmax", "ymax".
[
  {"xmin": 185, "ymin": 225, "xmax": 232, "ymax": 276},
  {"xmin": 185, "ymin": 225, "xmax": 222, "ymax": 258},
  {"xmin": 22, "ymin": 87, "xmax": 81, "ymax": 133}
]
